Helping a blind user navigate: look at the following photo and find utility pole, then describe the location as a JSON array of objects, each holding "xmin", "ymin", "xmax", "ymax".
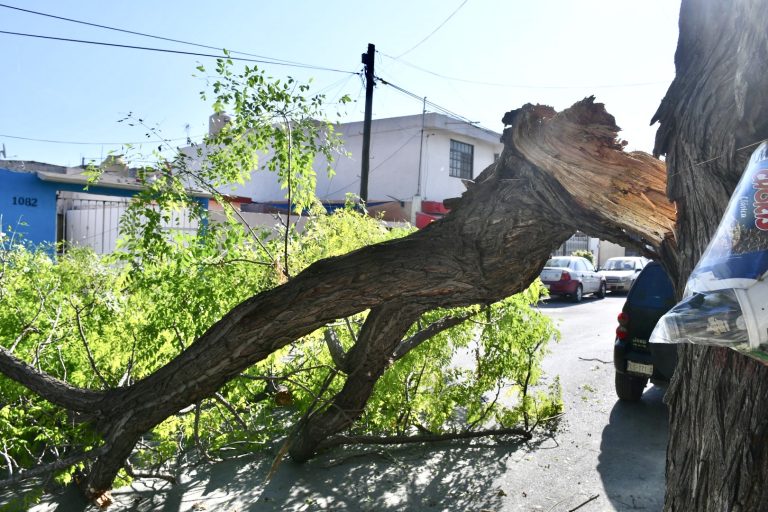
[
  {"xmin": 416, "ymin": 96, "xmax": 426, "ymax": 197},
  {"xmin": 359, "ymin": 43, "xmax": 375, "ymax": 205}
]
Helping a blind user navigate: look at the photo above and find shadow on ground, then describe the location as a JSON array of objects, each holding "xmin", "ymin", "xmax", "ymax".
[
  {"xmin": 537, "ymin": 295, "xmax": 606, "ymax": 309},
  {"xmin": 27, "ymin": 436, "xmax": 550, "ymax": 511},
  {"xmin": 597, "ymin": 385, "xmax": 668, "ymax": 511}
]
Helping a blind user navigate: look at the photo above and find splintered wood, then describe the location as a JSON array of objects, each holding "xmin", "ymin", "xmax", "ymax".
[{"xmin": 504, "ymin": 96, "xmax": 676, "ymax": 248}]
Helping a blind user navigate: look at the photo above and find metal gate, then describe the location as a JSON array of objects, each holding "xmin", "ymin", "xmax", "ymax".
[
  {"xmin": 552, "ymin": 232, "xmax": 590, "ymax": 256},
  {"xmin": 56, "ymin": 192, "xmax": 198, "ymax": 254}
]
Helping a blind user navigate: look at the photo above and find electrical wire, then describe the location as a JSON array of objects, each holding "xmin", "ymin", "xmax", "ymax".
[
  {"xmin": 0, "ymin": 2, "xmax": 327, "ymax": 67},
  {"xmin": 0, "ymin": 133, "xmax": 203, "ymax": 146},
  {"xmin": 379, "ymin": 51, "xmax": 671, "ymax": 89},
  {"xmin": 375, "ymin": 75, "xmax": 498, "ymax": 135},
  {"xmin": 395, "ymin": 0, "xmax": 469, "ymax": 59},
  {"xmin": 0, "ymin": 30, "xmax": 358, "ymax": 74},
  {"xmin": 322, "ymin": 132, "xmax": 422, "ymax": 198}
]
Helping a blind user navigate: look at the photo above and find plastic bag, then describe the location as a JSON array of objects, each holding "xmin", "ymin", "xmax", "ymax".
[{"xmin": 650, "ymin": 142, "xmax": 768, "ymax": 363}]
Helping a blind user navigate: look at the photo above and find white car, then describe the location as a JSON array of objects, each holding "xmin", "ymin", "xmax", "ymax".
[
  {"xmin": 599, "ymin": 257, "xmax": 648, "ymax": 293},
  {"xmin": 539, "ymin": 256, "xmax": 606, "ymax": 302}
]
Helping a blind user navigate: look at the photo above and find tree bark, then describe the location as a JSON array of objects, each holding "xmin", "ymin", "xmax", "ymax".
[
  {"xmin": 651, "ymin": 0, "xmax": 768, "ymax": 509},
  {"xmin": 289, "ymin": 303, "xmax": 424, "ymax": 462},
  {"xmin": 2, "ymin": 98, "xmax": 674, "ymax": 497}
]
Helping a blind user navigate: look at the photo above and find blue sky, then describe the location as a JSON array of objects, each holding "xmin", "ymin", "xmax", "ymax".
[{"xmin": 0, "ymin": 1, "xmax": 680, "ymax": 166}]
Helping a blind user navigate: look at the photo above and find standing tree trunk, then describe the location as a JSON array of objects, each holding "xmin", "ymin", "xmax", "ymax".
[{"xmin": 651, "ymin": 0, "xmax": 768, "ymax": 509}]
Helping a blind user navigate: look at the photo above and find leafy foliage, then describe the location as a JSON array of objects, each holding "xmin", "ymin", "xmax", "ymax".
[{"xmin": 0, "ymin": 60, "xmax": 560, "ymax": 495}]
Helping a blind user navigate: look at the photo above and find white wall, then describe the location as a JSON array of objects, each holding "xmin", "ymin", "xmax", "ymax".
[{"xmin": 208, "ymin": 113, "xmax": 503, "ymax": 205}]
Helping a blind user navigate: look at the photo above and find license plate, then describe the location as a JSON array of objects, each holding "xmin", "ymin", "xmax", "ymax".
[
  {"xmin": 544, "ymin": 284, "xmax": 551, "ymax": 290},
  {"xmin": 627, "ymin": 361, "xmax": 653, "ymax": 376}
]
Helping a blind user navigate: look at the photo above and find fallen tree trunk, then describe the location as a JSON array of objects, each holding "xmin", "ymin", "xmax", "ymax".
[
  {"xmin": 0, "ymin": 97, "xmax": 675, "ymax": 498},
  {"xmin": 651, "ymin": 0, "xmax": 768, "ymax": 509}
]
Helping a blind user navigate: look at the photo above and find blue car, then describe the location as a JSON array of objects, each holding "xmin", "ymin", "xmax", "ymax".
[{"xmin": 613, "ymin": 261, "xmax": 678, "ymax": 401}]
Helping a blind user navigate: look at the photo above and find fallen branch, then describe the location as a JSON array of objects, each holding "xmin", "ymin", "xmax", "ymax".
[
  {"xmin": 392, "ymin": 311, "xmax": 477, "ymax": 361},
  {"xmin": 578, "ymin": 357, "xmax": 611, "ymax": 364},
  {"xmin": 568, "ymin": 493, "xmax": 600, "ymax": 512},
  {"xmin": 123, "ymin": 461, "xmax": 176, "ymax": 485},
  {"xmin": 316, "ymin": 426, "xmax": 534, "ymax": 452},
  {"xmin": 0, "ymin": 447, "xmax": 106, "ymax": 489}
]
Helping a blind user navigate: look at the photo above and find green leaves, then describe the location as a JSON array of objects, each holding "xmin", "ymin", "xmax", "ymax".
[{"xmin": 358, "ymin": 283, "xmax": 561, "ymax": 436}]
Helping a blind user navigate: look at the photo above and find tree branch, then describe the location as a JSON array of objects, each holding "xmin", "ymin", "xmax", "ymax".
[
  {"xmin": 72, "ymin": 304, "xmax": 111, "ymax": 388},
  {"xmin": 392, "ymin": 311, "xmax": 476, "ymax": 361},
  {"xmin": 123, "ymin": 460, "xmax": 176, "ymax": 485},
  {"xmin": 0, "ymin": 347, "xmax": 103, "ymax": 412},
  {"xmin": 213, "ymin": 392, "xmax": 248, "ymax": 431},
  {"xmin": 316, "ymin": 425, "xmax": 533, "ymax": 452},
  {"xmin": 0, "ymin": 446, "xmax": 106, "ymax": 489},
  {"xmin": 324, "ymin": 327, "xmax": 348, "ymax": 372}
]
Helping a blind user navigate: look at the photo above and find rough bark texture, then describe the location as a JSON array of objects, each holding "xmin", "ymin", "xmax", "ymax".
[
  {"xmin": 1, "ymin": 98, "xmax": 674, "ymax": 498},
  {"xmin": 651, "ymin": 0, "xmax": 768, "ymax": 509},
  {"xmin": 289, "ymin": 303, "xmax": 424, "ymax": 462}
]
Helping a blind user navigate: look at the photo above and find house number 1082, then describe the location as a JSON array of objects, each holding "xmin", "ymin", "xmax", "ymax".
[{"xmin": 12, "ymin": 196, "xmax": 38, "ymax": 207}]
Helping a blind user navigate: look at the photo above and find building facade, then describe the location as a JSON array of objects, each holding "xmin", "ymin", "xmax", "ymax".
[
  {"xmin": 0, "ymin": 160, "xmax": 207, "ymax": 251},
  {"xmin": 213, "ymin": 113, "xmax": 504, "ymax": 224}
]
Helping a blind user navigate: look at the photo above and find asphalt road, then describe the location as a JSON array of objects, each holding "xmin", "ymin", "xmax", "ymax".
[
  {"xmin": 498, "ymin": 293, "xmax": 669, "ymax": 511},
  {"xmin": 28, "ymin": 293, "xmax": 669, "ymax": 512}
]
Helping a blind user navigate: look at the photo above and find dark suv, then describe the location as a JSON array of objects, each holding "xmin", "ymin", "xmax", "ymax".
[{"xmin": 613, "ymin": 261, "xmax": 678, "ymax": 401}]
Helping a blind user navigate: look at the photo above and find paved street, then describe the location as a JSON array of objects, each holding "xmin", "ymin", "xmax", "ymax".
[
  {"xmin": 31, "ymin": 294, "xmax": 669, "ymax": 512},
  {"xmin": 498, "ymin": 294, "xmax": 669, "ymax": 511}
]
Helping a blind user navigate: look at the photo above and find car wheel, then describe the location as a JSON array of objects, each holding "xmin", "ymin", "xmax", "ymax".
[
  {"xmin": 571, "ymin": 284, "xmax": 583, "ymax": 302},
  {"xmin": 596, "ymin": 281, "xmax": 606, "ymax": 299},
  {"xmin": 615, "ymin": 372, "xmax": 648, "ymax": 401}
]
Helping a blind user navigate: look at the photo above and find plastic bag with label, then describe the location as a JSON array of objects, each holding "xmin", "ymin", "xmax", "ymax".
[{"xmin": 650, "ymin": 142, "xmax": 768, "ymax": 363}]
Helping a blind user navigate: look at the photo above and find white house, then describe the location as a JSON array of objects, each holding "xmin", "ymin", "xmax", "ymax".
[{"xmin": 210, "ymin": 112, "xmax": 504, "ymax": 226}]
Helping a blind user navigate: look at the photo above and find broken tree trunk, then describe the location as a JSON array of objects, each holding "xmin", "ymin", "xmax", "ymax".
[
  {"xmin": 0, "ymin": 97, "xmax": 674, "ymax": 498},
  {"xmin": 651, "ymin": 0, "xmax": 768, "ymax": 509}
]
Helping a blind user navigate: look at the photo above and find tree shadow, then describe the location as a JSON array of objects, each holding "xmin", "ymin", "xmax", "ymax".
[
  {"xmin": 597, "ymin": 385, "xmax": 668, "ymax": 511},
  {"xmin": 29, "ymin": 436, "xmax": 551, "ymax": 511}
]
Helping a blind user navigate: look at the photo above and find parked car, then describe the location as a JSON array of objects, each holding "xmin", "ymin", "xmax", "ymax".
[
  {"xmin": 539, "ymin": 256, "xmax": 606, "ymax": 302},
  {"xmin": 613, "ymin": 261, "xmax": 678, "ymax": 401},
  {"xmin": 599, "ymin": 256, "xmax": 648, "ymax": 293}
]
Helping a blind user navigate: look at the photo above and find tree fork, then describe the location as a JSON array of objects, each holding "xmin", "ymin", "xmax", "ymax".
[{"xmin": 289, "ymin": 303, "xmax": 424, "ymax": 462}]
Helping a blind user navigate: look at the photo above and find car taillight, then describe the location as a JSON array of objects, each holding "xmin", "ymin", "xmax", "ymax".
[
  {"xmin": 616, "ymin": 311, "xmax": 629, "ymax": 340},
  {"xmin": 561, "ymin": 271, "xmax": 571, "ymax": 281}
]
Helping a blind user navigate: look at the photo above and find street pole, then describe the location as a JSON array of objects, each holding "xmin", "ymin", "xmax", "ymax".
[{"xmin": 360, "ymin": 43, "xmax": 375, "ymax": 205}]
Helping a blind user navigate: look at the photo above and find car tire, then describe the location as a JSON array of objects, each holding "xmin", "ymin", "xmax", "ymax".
[
  {"xmin": 571, "ymin": 284, "xmax": 583, "ymax": 302},
  {"xmin": 596, "ymin": 281, "xmax": 606, "ymax": 299},
  {"xmin": 615, "ymin": 372, "xmax": 648, "ymax": 401}
]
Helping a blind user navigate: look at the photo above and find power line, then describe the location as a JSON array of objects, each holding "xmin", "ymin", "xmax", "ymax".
[
  {"xmin": 379, "ymin": 51, "xmax": 671, "ymax": 89},
  {"xmin": 395, "ymin": 0, "xmax": 469, "ymax": 59},
  {"xmin": 375, "ymin": 75, "xmax": 497, "ymax": 135},
  {"xmin": 0, "ymin": 132, "xmax": 202, "ymax": 146},
  {"xmin": 0, "ymin": 2, "xmax": 311, "ymax": 67},
  {"xmin": 0, "ymin": 30, "xmax": 358, "ymax": 74}
]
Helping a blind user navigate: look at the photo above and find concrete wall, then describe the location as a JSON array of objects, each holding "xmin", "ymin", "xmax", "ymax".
[{"xmin": 598, "ymin": 240, "xmax": 626, "ymax": 267}]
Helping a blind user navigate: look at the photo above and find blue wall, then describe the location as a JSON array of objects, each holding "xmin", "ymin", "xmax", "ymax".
[
  {"xmin": 0, "ymin": 167, "xmax": 208, "ymax": 247},
  {"xmin": 1, "ymin": 170, "xmax": 58, "ymax": 246}
]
